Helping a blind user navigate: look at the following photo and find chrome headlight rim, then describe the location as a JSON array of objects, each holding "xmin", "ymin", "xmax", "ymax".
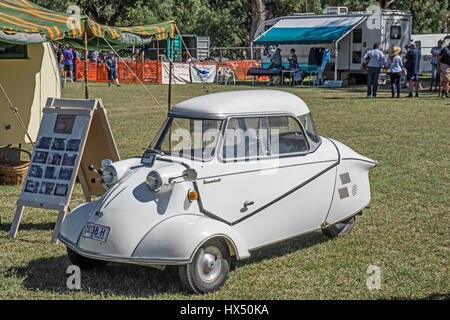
[
  {"xmin": 101, "ymin": 165, "xmax": 117, "ymax": 186},
  {"xmin": 146, "ymin": 170, "xmax": 163, "ymax": 192}
]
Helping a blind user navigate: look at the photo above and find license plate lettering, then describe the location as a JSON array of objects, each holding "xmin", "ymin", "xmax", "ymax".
[{"xmin": 82, "ymin": 223, "xmax": 110, "ymax": 242}]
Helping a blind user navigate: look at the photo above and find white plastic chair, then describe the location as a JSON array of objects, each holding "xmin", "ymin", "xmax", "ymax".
[{"xmin": 217, "ymin": 66, "xmax": 235, "ymax": 85}]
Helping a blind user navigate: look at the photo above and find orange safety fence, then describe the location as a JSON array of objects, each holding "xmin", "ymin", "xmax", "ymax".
[{"xmin": 65, "ymin": 59, "xmax": 267, "ymax": 83}]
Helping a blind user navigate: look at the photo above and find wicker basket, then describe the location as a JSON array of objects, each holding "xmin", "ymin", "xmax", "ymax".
[{"xmin": 0, "ymin": 147, "xmax": 31, "ymax": 185}]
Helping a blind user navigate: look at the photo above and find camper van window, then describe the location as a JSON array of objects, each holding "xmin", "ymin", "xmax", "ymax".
[
  {"xmin": 0, "ymin": 44, "xmax": 27, "ymax": 59},
  {"xmin": 391, "ymin": 26, "xmax": 401, "ymax": 39},
  {"xmin": 353, "ymin": 29, "xmax": 362, "ymax": 43}
]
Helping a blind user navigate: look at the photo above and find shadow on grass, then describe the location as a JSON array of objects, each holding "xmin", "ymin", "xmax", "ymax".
[
  {"xmin": 7, "ymin": 255, "xmax": 184, "ymax": 298},
  {"xmin": 236, "ymin": 231, "xmax": 330, "ymax": 268},
  {"xmin": 0, "ymin": 222, "xmax": 55, "ymax": 232}
]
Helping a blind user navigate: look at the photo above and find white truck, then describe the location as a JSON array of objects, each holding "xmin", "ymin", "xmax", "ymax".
[
  {"xmin": 252, "ymin": 6, "xmax": 412, "ymax": 84},
  {"xmin": 412, "ymin": 33, "xmax": 450, "ymax": 74}
]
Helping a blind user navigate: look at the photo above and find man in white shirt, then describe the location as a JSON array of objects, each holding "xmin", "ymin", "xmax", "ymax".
[{"xmin": 363, "ymin": 43, "xmax": 385, "ymax": 98}]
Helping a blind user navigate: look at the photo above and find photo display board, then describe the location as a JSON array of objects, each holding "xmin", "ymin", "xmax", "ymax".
[
  {"xmin": 20, "ymin": 112, "xmax": 88, "ymax": 209},
  {"xmin": 9, "ymin": 98, "xmax": 120, "ymax": 243}
]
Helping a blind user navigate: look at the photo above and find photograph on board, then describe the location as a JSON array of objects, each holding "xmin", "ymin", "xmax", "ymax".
[
  {"xmin": 47, "ymin": 153, "xmax": 63, "ymax": 165},
  {"xmin": 62, "ymin": 153, "xmax": 77, "ymax": 167},
  {"xmin": 51, "ymin": 138, "xmax": 66, "ymax": 151},
  {"xmin": 33, "ymin": 151, "xmax": 48, "ymax": 164},
  {"xmin": 66, "ymin": 139, "xmax": 81, "ymax": 152},
  {"xmin": 39, "ymin": 182, "xmax": 55, "ymax": 195},
  {"xmin": 43, "ymin": 166, "xmax": 58, "ymax": 179},
  {"xmin": 54, "ymin": 183, "xmax": 68, "ymax": 197},
  {"xmin": 36, "ymin": 137, "xmax": 52, "ymax": 150},
  {"xmin": 24, "ymin": 180, "xmax": 40, "ymax": 193},
  {"xmin": 58, "ymin": 167, "xmax": 73, "ymax": 181},
  {"xmin": 28, "ymin": 165, "xmax": 44, "ymax": 178}
]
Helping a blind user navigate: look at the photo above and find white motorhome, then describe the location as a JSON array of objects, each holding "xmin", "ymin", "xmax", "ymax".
[
  {"xmin": 252, "ymin": 7, "xmax": 412, "ymax": 84},
  {"xmin": 412, "ymin": 33, "xmax": 450, "ymax": 74}
]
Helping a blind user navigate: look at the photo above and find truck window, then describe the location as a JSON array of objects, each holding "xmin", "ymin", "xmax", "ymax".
[{"xmin": 391, "ymin": 26, "xmax": 401, "ymax": 39}]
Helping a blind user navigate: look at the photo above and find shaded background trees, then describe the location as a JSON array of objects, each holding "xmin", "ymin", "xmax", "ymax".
[{"xmin": 34, "ymin": 0, "xmax": 449, "ymax": 49}]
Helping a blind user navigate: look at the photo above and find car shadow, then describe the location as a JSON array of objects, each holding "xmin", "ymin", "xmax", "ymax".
[
  {"xmin": 7, "ymin": 255, "xmax": 184, "ymax": 298},
  {"xmin": 7, "ymin": 231, "xmax": 330, "ymax": 298},
  {"xmin": 235, "ymin": 231, "xmax": 330, "ymax": 268}
]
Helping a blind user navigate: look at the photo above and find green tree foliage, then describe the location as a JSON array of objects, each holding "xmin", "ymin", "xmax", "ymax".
[{"xmin": 32, "ymin": 0, "xmax": 450, "ymax": 49}]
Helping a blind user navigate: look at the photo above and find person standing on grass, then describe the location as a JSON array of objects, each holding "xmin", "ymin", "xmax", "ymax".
[
  {"xmin": 363, "ymin": 43, "xmax": 385, "ymax": 99},
  {"xmin": 62, "ymin": 46, "xmax": 74, "ymax": 83},
  {"xmin": 430, "ymin": 40, "xmax": 443, "ymax": 92},
  {"xmin": 437, "ymin": 43, "xmax": 450, "ymax": 98},
  {"xmin": 386, "ymin": 46, "xmax": 403, "ymax": 98},
  {"xmin": 405, "ymin": 42, "xmax": 421, "ymax": 97},
  {"xmin": 106, "ymin": 51, "xmax": 120, "ymax": 87}
]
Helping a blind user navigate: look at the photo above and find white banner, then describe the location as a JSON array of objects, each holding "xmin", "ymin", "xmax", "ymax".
[
  {"xmin": 190, "ymin": 64, "xmax": 217, "ymax": 83},
  {"xmin": 161, "ymin": 62, "xmax": 191, "ymax": 84}
]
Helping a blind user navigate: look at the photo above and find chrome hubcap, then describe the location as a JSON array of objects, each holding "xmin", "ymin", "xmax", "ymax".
[{"xmin": 196, "ymin": 246, "xmax": 222, "ymax": 283}]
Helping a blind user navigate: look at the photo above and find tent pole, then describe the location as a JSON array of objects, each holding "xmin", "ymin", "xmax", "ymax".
[
  {"xmin": 168, "ymin": 40, "xmax": 173, "ymax": 150},
  {"xmin": 84, "ymin": 30, "xmax": 89, "ymax": 99},
  {"xmin": 250, "ymin": 41, "xmax": 254, "ymax": 85},
  {"xmin": 334, "ymin": 40, "xmax": 338, "ymax": 82}
]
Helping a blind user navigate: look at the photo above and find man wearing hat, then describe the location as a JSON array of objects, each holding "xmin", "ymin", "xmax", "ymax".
[
  {"xmin": 405, "ymin": 42, "xmax": 421, "ymax": 97},
  {"xmin": 106, "ymin": 51, "xmax": 120, "ymax": 87},
  {"xmin": 386, "ymin": 46, "xmax": 403, "ymax": 98}
]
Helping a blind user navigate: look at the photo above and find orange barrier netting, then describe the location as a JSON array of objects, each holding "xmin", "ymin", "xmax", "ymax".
[{"xmin": 67, "ymin": 59, "xmax": 268, "ymax": 83}]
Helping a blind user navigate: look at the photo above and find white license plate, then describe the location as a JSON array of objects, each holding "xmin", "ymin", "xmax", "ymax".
[{"xmin": 82, "ymin": 223, "xmax": 110, "ymax": 242}]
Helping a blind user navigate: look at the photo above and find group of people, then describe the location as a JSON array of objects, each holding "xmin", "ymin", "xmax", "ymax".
[
  {"xmin": 268, "ymin": 47, "xmax": 301, "ymax": 85},
  {"xmin": 52, "ymin": 45, "xmax": 121, "ymax": 87},
  {"xmin": 364, "ymin": 40, "xmax": 450, "ymax": 99}
]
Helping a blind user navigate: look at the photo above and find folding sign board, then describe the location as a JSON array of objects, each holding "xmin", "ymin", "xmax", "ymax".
[{"xmin": 9, "ymin": 98, "xmax": 120, "ymax": 243}]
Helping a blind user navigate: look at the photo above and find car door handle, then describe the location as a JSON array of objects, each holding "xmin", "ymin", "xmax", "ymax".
[{"xmin": 243, "ymin": 200, "xmax": 254, "ymax": 207}]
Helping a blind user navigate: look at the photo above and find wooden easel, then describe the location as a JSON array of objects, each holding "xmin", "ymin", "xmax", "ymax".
[{"xmin": 9, "ymin": 98, "xmax": 119, "ymax": 243}]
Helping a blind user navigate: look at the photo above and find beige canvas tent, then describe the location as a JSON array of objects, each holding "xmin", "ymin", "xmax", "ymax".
[{"xmin": 0, "ymin": 42, "xmax": 61, "ymax": 145}]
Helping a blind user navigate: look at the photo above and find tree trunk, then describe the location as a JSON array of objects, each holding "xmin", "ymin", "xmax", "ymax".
[{"xmin": 250, "ymin": 0, "xmax": 268, "ymax": 42}]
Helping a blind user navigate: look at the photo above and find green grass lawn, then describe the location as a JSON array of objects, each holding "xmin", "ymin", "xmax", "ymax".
[{"xmin": 0, "ymin": 81, "xmax": 448, "ymax": 299}]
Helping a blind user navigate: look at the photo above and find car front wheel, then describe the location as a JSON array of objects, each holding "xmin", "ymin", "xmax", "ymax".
[
  {"xmin": 179, "ymin": 239, "xmax": 230, "ymax": 294},
  {"xmin": 322, "ymin": 216, "xmax": 356, "ymax": 238}
]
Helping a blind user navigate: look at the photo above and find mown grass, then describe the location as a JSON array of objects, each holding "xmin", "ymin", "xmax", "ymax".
[{"xmin": 0, "ymin": 80, "xmax": 448, "ymax": 299}]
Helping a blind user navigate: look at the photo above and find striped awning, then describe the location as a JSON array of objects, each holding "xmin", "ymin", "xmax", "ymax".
[{"xmin": 0, "ymin": 0, "xmax": 175, "ymax": 49}]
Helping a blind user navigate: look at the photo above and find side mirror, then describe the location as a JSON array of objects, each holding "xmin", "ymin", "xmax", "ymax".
[{"xmin": 182, "ymin": 168, "xmax": 197, "ymax": 181}]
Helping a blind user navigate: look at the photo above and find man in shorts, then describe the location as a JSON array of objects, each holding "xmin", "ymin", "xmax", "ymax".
[
  {"xmin": 105, "ymin": 51, "xmax": 120, "ymax": 87},
  {"xmin": 405, "ymin": 42, "xmax": 421, "ymax": 97},
  {"xmin": 63, "ymin": 46, "xmax": 74, "ymax": 83}
]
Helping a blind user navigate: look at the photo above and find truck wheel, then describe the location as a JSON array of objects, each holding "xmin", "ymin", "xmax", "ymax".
[
  {"xmin": 322, "ymin": 216, "xmax": 355, "ymax": 238},
  {"xmin": 66, "ymin": 247, "xmax": 108, "ymax": 269},
  {"xmin": 179, "ymin": 239, "xmax": 230, "ymax": 294}
]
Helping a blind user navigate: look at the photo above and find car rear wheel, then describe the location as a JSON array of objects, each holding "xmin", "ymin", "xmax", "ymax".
[
  {"xmin": 322, "ymin": 216, "xmax": 355, "ymax": 238},
  {"xmin": 66, "ymin": 247, "xmax": 108, "ymax": 269},
  {"xmin": 179, "ymin": 239, "xmax": 230, "ymax": 294}
]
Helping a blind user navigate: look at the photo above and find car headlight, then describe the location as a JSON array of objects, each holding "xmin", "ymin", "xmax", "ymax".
[
  {"xmin": 101, "ymin": 166, "xmax": 117, "ymax": 186},
  {"xmin": 146, "ymin": 171, "xmax": 163, "ymax": 192}
]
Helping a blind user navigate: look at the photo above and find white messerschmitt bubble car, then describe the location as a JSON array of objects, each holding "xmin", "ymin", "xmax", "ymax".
[{"xmin": 58, "ymin": 90, "xmax": 377, "ymax": 294}]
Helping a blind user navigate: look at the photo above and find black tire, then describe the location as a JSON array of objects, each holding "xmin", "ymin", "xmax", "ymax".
[
  {"xmin": 179, "ymin": 239, "xmax": 230, "ymax": 294},
  {"xmin": 66, "ymin": 247, "xmax": 108, "ymax": 269},
  {"xmin": 322, "ymin": 216, "xmax": 356, "ymax": 238}
]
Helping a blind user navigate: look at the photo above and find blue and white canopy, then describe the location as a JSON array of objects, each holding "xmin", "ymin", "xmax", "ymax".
[{"xmin": 253, "ymin": 16, "xmax": 367, "ymax": 45}]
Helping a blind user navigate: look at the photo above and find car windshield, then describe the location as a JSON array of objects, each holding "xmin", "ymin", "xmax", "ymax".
[
  {"xmin": 149, "ymin": 117, "xmax": 223, "ymax": 161},
  {"xmin": 297, "ymin": 113, "xmax": 321, "ymax": 146}
]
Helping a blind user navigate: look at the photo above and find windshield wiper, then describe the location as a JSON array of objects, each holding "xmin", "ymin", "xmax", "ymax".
[{"xmin": 143, "ymin": 147, "xmax": 165, "ymax": 156}]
